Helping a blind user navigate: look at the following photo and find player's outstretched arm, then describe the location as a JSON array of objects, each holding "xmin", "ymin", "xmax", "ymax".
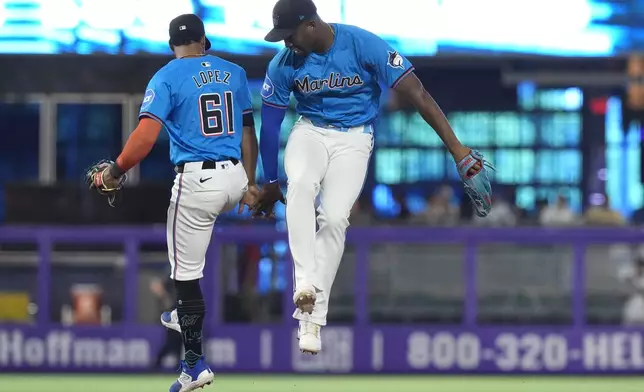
[
  {"xmin": 258, "ymin": 103, "xmax": 286, "ymax": 183},
  {"xmin": 238, "ymin": 70, "xmax": 261, "ymax": 213},
  {"xmin": 101, "ymin": 118, "xmax": 163, "ymax": 187},
  {"xmin": 238, "ymin": 123, "xmax": 260, "ymax": 214},
  {"xmin": 115, "ymin": 118, "xmax": 163, "ymax": 173},
  {"xmin": 394, "ymin": 72, "xmax": 472, "ymax": 163},
  {"xmin": 241, "ymin": 124, "xmax": 259, "ymax": 186},
  {"xmin": 253, "ymin": 103, "xmax": 287, "ymax": 218},
  {"xmin": 394, "ymin": 72, "xmax": 494, "ymax": 217},
  {"xmin": 86, "ymin": 117, "xmax": 162, "ymax": 207},
  {"xmin": 254, "ymin": 52, "xmax": 293, "ymax": 217}
]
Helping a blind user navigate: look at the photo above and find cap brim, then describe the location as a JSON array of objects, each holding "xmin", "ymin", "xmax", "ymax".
[
  {"xmin": 205, "ymin": 37, "xmax": 212, "ymax": 51},
  {"xmin": 264, "ymin": 28, "xmax": 294, "ymax": 42}
]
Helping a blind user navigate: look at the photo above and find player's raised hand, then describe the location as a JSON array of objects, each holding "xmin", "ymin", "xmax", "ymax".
[{"xmin": 238, "ymin": 185, "xmax": 260, "ymax": 214}]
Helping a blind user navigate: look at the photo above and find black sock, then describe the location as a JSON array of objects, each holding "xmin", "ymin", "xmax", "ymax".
[{"xmin": 174, "ymin": 279, "xmax": 206, "ymax": 368}]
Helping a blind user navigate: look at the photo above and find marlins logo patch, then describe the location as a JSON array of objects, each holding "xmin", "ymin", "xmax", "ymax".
[
  {"xmin": 141, "ymin": 88, "xmax": 155, "ymax": 110},
  {"xmin": 387, "ymin": 50, "xmax": 404, "ymax": 69},
  {"xmin": 261, "ymin": 75, "xmax": 275, "ymax": 99}
]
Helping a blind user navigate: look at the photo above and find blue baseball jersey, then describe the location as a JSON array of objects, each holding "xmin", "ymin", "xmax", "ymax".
[
  {"xmin": 139, "ymin": 55, "xmax": 253, "ymax": 165},
  {"xmin": 260, "ymin": 24, "xmax": 414, "ymax": 128}
]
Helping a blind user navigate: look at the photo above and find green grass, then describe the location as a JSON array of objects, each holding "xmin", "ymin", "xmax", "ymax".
[{"xmin": 1, "ymin": 375, "xmax": 644, "ymax": 392}]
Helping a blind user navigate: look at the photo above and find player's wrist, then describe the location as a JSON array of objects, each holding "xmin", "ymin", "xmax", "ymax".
[
  {"xmin": 449, "ymin": 144, "xmax": 470, "ymax": 162},
  {"xmin": 109, "ymin": 161, "xmax": 126, "ymax": 179}
]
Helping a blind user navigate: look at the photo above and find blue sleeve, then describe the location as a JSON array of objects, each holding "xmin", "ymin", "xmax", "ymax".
[
  {"xmin": 260, "ymin": 57, "xmax": 292, "ymax": 109},
  {"xmin": 238, "ymin": 69, "xmax": 253, "ymax": 115},
  {"xmin": 139, "ymin": 72, "xmax": 172, "ymax": 123},
  {"xmin": 361, "ymin": 32, "xmax": 415, "ymax": 89},
  {"xmin": 259, "ymin": 103, "xmax": 287, "ymax": 182}
]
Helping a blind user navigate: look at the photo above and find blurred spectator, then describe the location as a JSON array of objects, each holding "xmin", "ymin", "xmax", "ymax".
[
  {"xmin": 149, "ymin": 267, "xmax": 182, "ymax": 370},
  {"xmin": 630, "ymin": 205, "xmax": 644, "ymax": 226},
  {"xmin": 517, "ymin": 197, "xmax": 550, "ymax": 225},
  {"xmin": 393, "ymin": 191, "xmax": 411, "ymax": 223},
  {"xmin": 583, "ymin": 196, "xmax": 625, "ymax": 226},
  {"xmin": 535, "ymin": 197, "xmax": 549, "ymax": 216},
  {"xmin": 619, "ymin": 254, "xmax": 644, "ymax": 325},
  {"xmin": 472, "ymin": 196, "xmax": 517, "ymax": 226},
  {"xmin": 418, "ymin": 185, "xmax": 459, "ymax": 226},
  {"xmin": 237, "ymin": 234, "xmax": 263, "ymax": 322},
  {"xmin": 515, "ymin": 207, "xmax": 531, "ymax": 225},
  {"xmin": 539, "ymin": 195, "xmax": 577, "ymax": 226}
]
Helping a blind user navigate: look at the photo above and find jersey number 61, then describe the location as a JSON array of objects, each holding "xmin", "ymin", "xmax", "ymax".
[{"xmin": 199, "ymin": 92, "xmax": 235, "ymax": 137}]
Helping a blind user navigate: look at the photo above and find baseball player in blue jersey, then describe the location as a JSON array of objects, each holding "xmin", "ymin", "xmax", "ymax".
[
  {"xmin": 87, "ymin": 14, "xmax": 258, "ymax": 391},
  {"xmin": 253, "ymin": 0, "xmax": 494, "ymax": 354}
]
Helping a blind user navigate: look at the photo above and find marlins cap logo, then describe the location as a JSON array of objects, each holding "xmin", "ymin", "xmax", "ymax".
[{"xmin": 387, "ymin": 50, "xmax": 404, "ymax": 69}]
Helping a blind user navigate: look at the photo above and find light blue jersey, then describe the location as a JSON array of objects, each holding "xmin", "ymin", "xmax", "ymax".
[
  {"xmin": 140, "ymin": 55, "xmax": 253, "ymax": 165},
  {"xmin": 260, "ymin": 24, "xmax": 414, "ymax": 128}
]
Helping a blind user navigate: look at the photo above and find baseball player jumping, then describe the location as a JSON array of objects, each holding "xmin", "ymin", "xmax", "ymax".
[
  {"xmin": 253, "ymin": 0, "xmax": 494, "ymax": 355},
  {"xmin": 87, "ymin": 14, "xmax": 258, "ymax": 391}
]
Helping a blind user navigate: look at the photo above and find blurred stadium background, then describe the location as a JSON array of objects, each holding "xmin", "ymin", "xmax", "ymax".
[{"xmin": 4, "ymin": 0, "xmax": 644, "ymax": 391}]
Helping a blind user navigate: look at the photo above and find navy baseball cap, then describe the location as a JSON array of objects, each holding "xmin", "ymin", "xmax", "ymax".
[
  {"xmin": 264, "ymin": 0, "xmax": 318, "ymax": 42},
  {"xmin": 169, "ymin": 14, "xmax": 211, "ymax": 50}
]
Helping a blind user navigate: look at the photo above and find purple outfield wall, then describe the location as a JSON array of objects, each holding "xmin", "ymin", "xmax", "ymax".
[{"xmin": 1, "ymin": 226, "xmax": 643, "ymax": 374}]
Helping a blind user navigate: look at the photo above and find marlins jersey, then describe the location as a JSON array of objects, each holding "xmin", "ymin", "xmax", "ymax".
[
  {"xmin": 140, "ymin": 55, "xmax": 253, "ymax": 165},
  {"xmin": 261, "ymin": 24, "xmax": 414, "ymax": 128}
]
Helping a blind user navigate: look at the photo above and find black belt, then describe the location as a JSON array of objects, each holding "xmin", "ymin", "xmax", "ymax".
[{"xmin": 176, "ymin": 158, "xmax": 239, "ymax": 173}]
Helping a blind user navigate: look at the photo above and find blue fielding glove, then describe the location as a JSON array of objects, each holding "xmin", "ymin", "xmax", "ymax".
[{"xmin": 456, "ymin": 150, "xmax": 494, "ymax": 217}]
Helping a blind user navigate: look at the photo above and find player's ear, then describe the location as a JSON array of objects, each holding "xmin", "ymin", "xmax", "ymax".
[
  {"xmin": 201, "ymin": 37, "xmax": 206, "ymax": 49},
  {"xmin": 304, "ymin": 20, "xmax": 315, "ymax": 36}
]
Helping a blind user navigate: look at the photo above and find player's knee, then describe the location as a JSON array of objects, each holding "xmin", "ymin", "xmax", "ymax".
[
  {"xmin": 319, "ymin": 210, "xmax": 350, "ymax": 231},
  {"xmin": 287, "ymin": 179, "xmax": 318, "ymax": 196}
]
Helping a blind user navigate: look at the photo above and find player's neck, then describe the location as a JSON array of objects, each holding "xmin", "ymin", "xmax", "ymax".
[
  {"xmin": 313, "ymin": 22, "xmax": 335, "ymax": 54},
  {"xmin": 175, "ymin": 52, "xmax": 205, "ymax": 59},
  {"xmin": 174, "ymin": 45, "xmax": 206, "ymax": 60}
]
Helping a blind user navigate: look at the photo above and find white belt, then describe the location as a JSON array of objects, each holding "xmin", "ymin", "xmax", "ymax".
[{"xmin": 301, "ymin": 116, "xmax": 373, "ymax": 134}]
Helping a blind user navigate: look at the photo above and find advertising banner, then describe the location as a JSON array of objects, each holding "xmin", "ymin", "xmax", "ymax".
[{"xmin": 2, "ymin": 325, "xmax": 644, "ymax": 374}]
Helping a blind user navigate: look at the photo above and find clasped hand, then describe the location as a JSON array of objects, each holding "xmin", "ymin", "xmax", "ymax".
[
  {"xmin": 243, "ymin": 182, "xmax": 283, "ymax": 219},
  {"xmin": 238, "ymin": 184, "xmax": 260, "ymax": 214}
]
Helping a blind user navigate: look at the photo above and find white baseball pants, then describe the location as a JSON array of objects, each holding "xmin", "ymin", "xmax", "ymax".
[
  {"xmin": 284, "ymin": 117, "xmax": 373, "ymax": 325},
  {"xmin": 167, "ymin": 160, "xmax": 248, "ymax": 281}
]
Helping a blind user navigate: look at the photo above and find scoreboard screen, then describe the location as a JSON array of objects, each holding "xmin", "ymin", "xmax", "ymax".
[{"xmin": 0, "ymin": 0, "xmax": 642, "ymax": 57}]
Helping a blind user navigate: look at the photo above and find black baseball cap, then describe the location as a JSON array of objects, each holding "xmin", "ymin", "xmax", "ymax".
[
  {"xmin": 169, "ymin": 14, "xmax": 211, "ymax": 51},
  {"xmin": 264, "ymin": 0, "xmax": 317, "ymax": 42}
]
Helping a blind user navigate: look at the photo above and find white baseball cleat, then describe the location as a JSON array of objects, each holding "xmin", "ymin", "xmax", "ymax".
[
  {"xmin": 161, "ymin": 309, "xmax": 181, "ymax": 333},
  {"xmin": 169, "ymin": 358, "xmax": 214, "ymax": 392},
  {"xmin": 298, "ymin": 320, "xmax": 321, "ymax": 355},
  {"xmin": 293, "ymin": 286, "xmax": 316, "ymax": 314}
]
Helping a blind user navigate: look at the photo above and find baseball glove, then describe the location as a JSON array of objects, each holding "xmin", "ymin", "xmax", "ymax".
[
  {"xmin": 85, "ymin": 159, "xmax": 127, "ymax": 207},
  {"xmin": 456, "ymin": 150, "xmax": 494, "ymax": 217}
]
